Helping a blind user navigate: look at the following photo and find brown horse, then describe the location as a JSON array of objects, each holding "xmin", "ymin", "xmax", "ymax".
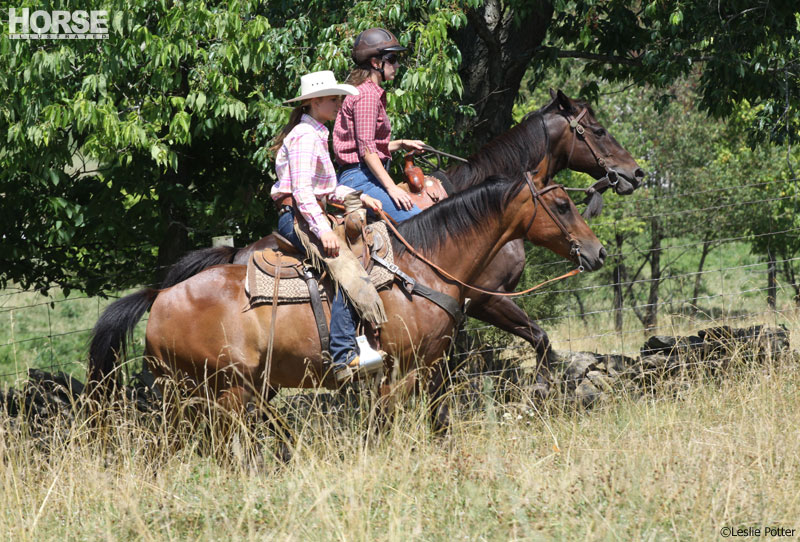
[
  {"xmin": 89, "ymin": 166, "xmax": 605, "ymax": 421},
  {"xmin": 156, "ymin": 90, "xmax": 642, "ymax": 381}
]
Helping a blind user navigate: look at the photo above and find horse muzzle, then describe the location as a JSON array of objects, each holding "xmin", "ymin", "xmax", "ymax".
[
  {"xmin": 575, "ymin": 243, "xmax": 606, "ymax": 272},
  {"xmin": 609, "ymin": 168, "xmax": 646, "ymax": 195}
]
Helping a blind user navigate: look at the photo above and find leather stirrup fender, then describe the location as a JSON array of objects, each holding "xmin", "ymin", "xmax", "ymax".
[{"xmin": 251, "ymin": 248, "xmax": 305, "ymax": 279}]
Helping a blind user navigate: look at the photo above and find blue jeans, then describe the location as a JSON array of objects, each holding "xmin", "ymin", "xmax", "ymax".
[
  {"xmin": 338, "ymin": 163, "xmax": 422, "ymax": 222},
  {"xmin": 277, "ymin": 211, "xmax": 358, "ymax": 366}
]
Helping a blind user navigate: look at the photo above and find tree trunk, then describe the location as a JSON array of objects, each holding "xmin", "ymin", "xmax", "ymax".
[
  {"xmin": 613, "ymin": 232, "xmax": 625, "ymax": 333},
  {"xmin": 452, "ymin": 1, "xmax": 553, "ymax": 149},
  {"xmin": 767, "ymin": 248, "xmax": 777, "ymax": 310},
  {"xmin": 156, "ymin": 154, "xmax": 191, "ymax": 283},
  {"xmin": 572, "ymin": 290, "xmax": 587, "ymax": 324},
  {"xmin": 643, "ymin": 217, "xmax": 662, "ymax": 332},
  {"xmin": 690, "ymin": 239, "xmax": 712, "ymax": 315},
  {"xmin": 781, "ymin": 258, "xmax": 800, "ymax": 307}
]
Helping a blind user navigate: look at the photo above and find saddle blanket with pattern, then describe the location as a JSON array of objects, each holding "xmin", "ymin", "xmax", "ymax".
[{"xmin": 245, "ymin": 221, "xmax": 396, "ymax": 305}]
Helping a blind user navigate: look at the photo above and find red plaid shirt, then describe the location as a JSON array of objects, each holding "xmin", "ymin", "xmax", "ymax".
[{"xmin": 333, "ymin": 79, "xmax": 392, "ymax": 166}]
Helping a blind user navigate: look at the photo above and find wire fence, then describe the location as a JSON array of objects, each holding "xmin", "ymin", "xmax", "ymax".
[{"xmin": 1, "ymin": 174, "xmax": 798, "ymax": 385}]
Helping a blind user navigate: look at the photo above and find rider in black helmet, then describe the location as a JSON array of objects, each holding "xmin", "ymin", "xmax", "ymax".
[{"xmin": 332, "ymin": 28, "xmax": 427, "ymax": 221}]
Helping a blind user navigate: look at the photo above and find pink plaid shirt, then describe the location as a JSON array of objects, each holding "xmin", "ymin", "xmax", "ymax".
[
  {"xmin": 333, "ymin": 79, "xmax": 392, "ymax": 166},
  {"xmin": 271, "ymin": 114, "xmax": 355, "ymax": 238}
]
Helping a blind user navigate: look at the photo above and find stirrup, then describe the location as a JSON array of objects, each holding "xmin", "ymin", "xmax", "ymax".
[{"xmin": 348, "ymin": 335, "xmax": 385, "ymax": 375}]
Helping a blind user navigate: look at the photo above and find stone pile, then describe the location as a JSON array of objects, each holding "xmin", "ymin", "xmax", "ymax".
[{"xmin": 554, "ymin": 324, "xmax": 791, "ymax": 406}]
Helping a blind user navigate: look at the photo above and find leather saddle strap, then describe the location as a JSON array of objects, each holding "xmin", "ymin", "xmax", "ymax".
[
  {"xmin": 410, "ymin": 281, "xmax": 464, "ymax": 325},
  {"xmin": 372, "ymin": 253, "xmax": 463, "ymax": 324},
  {"xmin": 265, "ymin": 252, "xmax": 281, "ymax": 385},
  {"xmin": 303, "ymin": 268, "xmax": 330, "ymax": 355}
]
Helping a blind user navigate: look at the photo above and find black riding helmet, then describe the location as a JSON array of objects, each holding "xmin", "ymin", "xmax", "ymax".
[{"xmin": 352, "ymin": 27, "xmax": 406, "ymax": 81}]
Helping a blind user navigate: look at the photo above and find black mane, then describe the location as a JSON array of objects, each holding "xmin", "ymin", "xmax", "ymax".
[
  {"xmin": 391, "ymin": 174, "xmax": 527, "ymax": 257},
  {"xmin": 445, "ymin": 99, "xmax": 555, "ymax": 191},
  {"xmin": 445, "ymin": 95, "xmax": 594, "ymax": 191}
]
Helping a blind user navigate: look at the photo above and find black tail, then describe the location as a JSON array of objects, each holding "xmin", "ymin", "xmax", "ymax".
[
  {"xmin": 160, "ymin": 246, "xmax": 239, "ymax": 288},
  {"xmin": 88, "ymin": 288, "xmax": 160, "ymax": 386}
]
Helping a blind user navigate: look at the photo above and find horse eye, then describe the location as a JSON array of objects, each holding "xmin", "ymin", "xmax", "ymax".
[
  {"xmin": 557, "ymin": 201, "xmax": 570, "ymax": 214},
  {"xmin": 594, "ymin": 128, "xmax": 606, "ymax": 137}
]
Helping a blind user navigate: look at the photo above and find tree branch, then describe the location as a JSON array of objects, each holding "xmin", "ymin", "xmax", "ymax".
[{"xmin": 556, "ymin": 50, "xmax": 640, "ymax": 66}]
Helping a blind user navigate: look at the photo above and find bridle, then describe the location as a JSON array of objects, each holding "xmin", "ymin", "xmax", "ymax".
[
  {"xmin": 565, "ymin": 107, "xmax": 623, "ymax": 190},
  {"xmin": 557, "ymin": 108, "xmax": 621, "ymax": 217},
  {"xmin": 522, "ymin": 171, "xmax": 584, "ymax": 272},
  {"xmin": 564, "ymin": 108, "xmax": 615, "ymax": 180},
  {"xmin": 377, "ymin": 171, "xmax": 585, "ymax": 299}
]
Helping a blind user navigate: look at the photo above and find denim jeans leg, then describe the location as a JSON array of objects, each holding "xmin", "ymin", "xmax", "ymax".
[
  {"xmin": 338, "ymin": 164, "xmax": 422, "ymax": 223},
  {"xmin": 328, "ymin": 289, "xmax": 358, "ymax": 366},
  {"xmin": 278, "ymin": 209, "xmax": 357, "ymax": 366},
  {"xmin": 276, "ymin": 210, "xmax": 306, "ymax": 253}
]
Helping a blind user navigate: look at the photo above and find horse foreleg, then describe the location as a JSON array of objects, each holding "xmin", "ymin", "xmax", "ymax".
[
  {"xmin": 466, "ymin": 296, "xmax": 553, "ymax": 394},
  {"xmin": 370, "ymin": 368, "xmax": 418, "ymax": 434},
  {"xmin": 220, "ymin": 384, "xmax": 293, "ymax": 464},
  {"xmin": 426, "ymin": 360, "xmax": 452, "ymax": 435}
]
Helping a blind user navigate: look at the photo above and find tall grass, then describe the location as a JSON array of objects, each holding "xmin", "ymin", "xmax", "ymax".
[{"xmin": 1, "ymin": 347, "xmax": 798, "ymax": 541}]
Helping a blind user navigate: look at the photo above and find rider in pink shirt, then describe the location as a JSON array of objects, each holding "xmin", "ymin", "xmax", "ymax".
[{"xmin": 270, "ymin": 70, "xmax": 381, "ymax": 384}]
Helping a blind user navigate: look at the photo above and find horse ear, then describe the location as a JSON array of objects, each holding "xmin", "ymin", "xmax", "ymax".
[
  {"xmin": 555, "ymin": 89, "xmax": 574, "ymax": 113},
  {"xmin": 549, "ymin": 88, "xmax": 557, "ymax": 100}
]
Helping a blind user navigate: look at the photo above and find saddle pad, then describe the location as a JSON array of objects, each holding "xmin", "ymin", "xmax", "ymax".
[
  {"xmin": 244, "ymin": 221, "xmax": 397, "ymax": 305},
  {"xmin": 245, "ymin": 254, "xmax": 328, "ymax": 304}
]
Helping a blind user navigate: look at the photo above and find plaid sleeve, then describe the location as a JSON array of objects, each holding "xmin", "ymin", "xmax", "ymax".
[
  {"xmin": 287, "ymin": 131, "xmax": 331, "ymax": 238},
  {"xmin": 353, "ymin": 93, "xmax": 380, "ymax": 157},
  {"xmin": 329, "ymin": 183, "xmax": 356, "ymax": 204}
]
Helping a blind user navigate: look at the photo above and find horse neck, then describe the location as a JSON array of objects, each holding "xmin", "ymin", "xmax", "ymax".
[
  {"xmin": 446, "ymin": 110, "xmax": 555, "ymax": 191},
  {"xmin": 394, "ymin": 195, "xmax": 527, "ymax": 289}
]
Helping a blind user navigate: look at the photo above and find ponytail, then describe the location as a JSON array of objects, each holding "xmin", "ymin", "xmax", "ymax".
[
  {"xmin": 269, "ymin": 104, "xmax": 308, "ymax": 153},
  {"xmin": 345, "ymin": 67, "xmax": 371, "ymax": 87}
]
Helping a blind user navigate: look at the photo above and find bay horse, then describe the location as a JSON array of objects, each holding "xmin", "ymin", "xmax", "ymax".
[
  {"xmin": 89, "ymin": 165, "xmax": 605, "ymax": 426},
  {"xmin": 156, "ymin": 90, "xmax": 642, "ymax": 383}
]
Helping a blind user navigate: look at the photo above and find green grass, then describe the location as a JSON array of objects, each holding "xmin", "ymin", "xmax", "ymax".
[
  {"xmin": 1, "ymin": 243, "xmax": 799, "ymax": 541},
  {"xmin": 0, "ymin": 287, "xmax": 146, "ymax": 386}
]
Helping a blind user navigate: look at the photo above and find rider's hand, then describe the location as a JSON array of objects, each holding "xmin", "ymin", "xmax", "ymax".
[
  {"xmin": 388, "ymin": 185, "xmax": 414, "ymax": 211},
  {"xmin": 402, "ymin": 139, "xmax": 426, "ymax": 153},
  {"xmin": 320, "ymin": 231, "xmax": 340, "ymax": 258},
  {"xmin": 361, "ymin": 195, "xmax": 383, "ymax": 213}
]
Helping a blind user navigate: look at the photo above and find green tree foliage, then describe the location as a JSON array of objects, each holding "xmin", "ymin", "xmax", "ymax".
[
  {"xmin": 0, "ymin": 0, "xmax": 470, "ymax": 295},
  {"xmin": 1, "ymin": 0, "xmax": 798, "ymax": 298},
  {"xmin": 543, "ymin": 0, "xmax": 799, "ymax": 144}
]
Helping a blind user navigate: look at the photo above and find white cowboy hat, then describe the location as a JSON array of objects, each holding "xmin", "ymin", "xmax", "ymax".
[{"xmin": 284, "ymin": 70, "xmax": 359, "ymax": 104}]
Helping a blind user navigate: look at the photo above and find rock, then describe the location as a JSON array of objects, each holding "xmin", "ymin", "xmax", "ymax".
[
  {"xmin": 641, "ymin": 335, "xmax": 677, "ymax": 356},
  {"xmin": 639, "ymin": 353, "xmax": 670, "ymax": 371},
  {"xmin": 586, "ymin": 370, "xmax": 615, "ymax": 393},
  {"xmin": 574, "ymin": 379, "xmax": 602, "ymax": 407},
  {"xmin": 598, "ymin": 353, "xmax": 636, "ymax": 375},
  {"xmin": 642, "ymin": 335, "xmax": 704, "ymax": 359},
  {"xmin": 558, "ymin": 351, "xmax": 600, "ymax": 388},
  {"xmin": 698, "ymin": 326, "xmax": 734, "ymax": 342}
]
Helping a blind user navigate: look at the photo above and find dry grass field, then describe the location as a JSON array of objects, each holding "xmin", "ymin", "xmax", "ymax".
[{"xmin": 1, "ymin": 336, "xmax": 798, "ymax": 541}]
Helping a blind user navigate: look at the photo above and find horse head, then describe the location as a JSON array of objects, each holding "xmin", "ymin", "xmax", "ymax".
[
  {"xmin": 518, "ymin": 157, "xmax": 606, "ymax": 271},
  {"xmin": 545, "ymin": 89, "xmax": 645, "ymax": 195}
]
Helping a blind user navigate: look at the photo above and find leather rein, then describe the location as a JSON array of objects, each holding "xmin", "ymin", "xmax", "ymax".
[{"xmin": 376, "ymin": 174, "xmax": 584, "ymax": 299}]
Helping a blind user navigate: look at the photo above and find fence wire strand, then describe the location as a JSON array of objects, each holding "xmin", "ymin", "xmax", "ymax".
[{"xmin": 1, "ymin": 180, "xmax": 799, "ymax": 384}]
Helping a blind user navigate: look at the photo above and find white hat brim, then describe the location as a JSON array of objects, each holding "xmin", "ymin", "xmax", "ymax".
[{"xmin": 283, "ymin": 84, "xmax": 359, "ymax": 104}]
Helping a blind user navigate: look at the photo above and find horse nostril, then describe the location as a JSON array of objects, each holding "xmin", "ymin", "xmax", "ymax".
[
  {"xmin": 633, "ymin": 168, "xmax": 645, "ymax": 185},
  {"xmin": 599, "ymin": 247, "xmax": 607, "ymax": 261}
]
